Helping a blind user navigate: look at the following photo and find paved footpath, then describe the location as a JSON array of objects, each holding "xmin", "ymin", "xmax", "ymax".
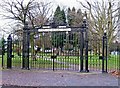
[{"xmin": 0, "ymin": 69, "xmax": 119, "ymax": 87}]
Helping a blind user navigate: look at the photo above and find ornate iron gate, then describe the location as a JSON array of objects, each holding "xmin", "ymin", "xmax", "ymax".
[{"xmin": 1, "ymin": 22, "xmax": 119, "ymax": 73}]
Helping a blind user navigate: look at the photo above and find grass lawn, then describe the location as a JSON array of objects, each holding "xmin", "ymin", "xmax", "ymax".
[
  {"xmin": 55, "ymin": 54, "xmax": 119, "ymax": 70},
  {"xmin": 0, "ymin": 52, "xmax": 119, "ymax": 71},
  {"xmin": 0, "ymin": 53, "xmax": 69, "ymax": 69}
]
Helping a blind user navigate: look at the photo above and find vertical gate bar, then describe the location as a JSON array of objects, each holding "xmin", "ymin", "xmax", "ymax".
[
  {"xmin": 68, "ymin": 32, "xmax": 71, "ymax": 71},
  {"xmin": 65, "ymin": 31, "xmax": 67, "ymax": 70},
  {"xmin": 115, "ymin": 49, "xmax": 117, "ymax": 71},
  {"xmin": 74, "ymin": 32, "xmax": 77, "ymax": 71},
  {"xmin": 30, "ymin": 36, "xmax": 34, "ymax": 68},
  {"xmin": 41, "ymin": 32, "xmax": 43, "ymax": 69},
  {"xmin": 20, "ymin": 40, "xmax": 22, "ymax": 68},
  {"xmin": 96, "ymin": 40, "xmax": 98, "ymax": 71},
  {"xmin": 105, "ymin": 34, "xmax": 107, "ymax": 73},
  {"xmin": 43, "ymin": 32, "xmax": 45, "ymax": 69},
  {"xmin": 67, "ymin": 31, "xmax": 69, "ymax": 70},
  {"xmin": 33, "ymin": 34, "xmax": 35, "ymax": 69},
  {"xmin": 2, "ymin": 45, "xmax": 4, "ymax": 68},
  {"xmin": 59, "ymin": 32, "xmax": 61, "ymax": 70},
  {"xmin": 63, "ymin": 31, "xmax": 66, "ymax": 70},
  {"xmin": 89, "ymin": 44, "xmax": 92, "ymax": 71},
  {"xmin": 51, "ymin": 33, "xmax": 52, "ymax": 70},
  {"xmin": 85, "ymin": 25, "xmax": 89, "ymax": 72},
  {"xmin": 102, "ymin": 32, "xmax": 108, "ymax": 73},
  {"xmin": 85, "ymin": 39, "xmax": 89, "ymax": 72},
  {"xmin": 64, "ymin": 32, "xmax": 66, "ymax": 70},
  {"xmin": 65, "ymin": 32, "xmax": 66, "ymax": 70},
  {"xmin": 13, "ymin": 35, "xmax": 15, "ymax": 67},
  {"xmin": 96, "ymin": 39, "xmax": 99, "ymax": 70},
  {"xmin": 102, "ymin": 33, "xmax": 105, "ymax": 72},
  {"xmin": 117, "ymin": 42, "xmax": 119, "ymax": 72},
  {"xmin": 93, "ymin": 40, "xmax": 95, "ymax": 71},
  {"xmin": 98, "ymin": 40, "xmax": 101, "ymax": 71},
  {"xmin": 44, "ymin": 32, "xmax": 46, "ymax": 69},
  {"xmin": 62, "ymin": 32, "xmax": 63, "ymax": 70},
  {"xmin": 54, "ymin": 32, "xmax": 55, "ymax": 70},
  {"xmin": 27, "ymin": 26, "xmax": 30, "ymax": 70},
  {"xmin": 63, "ymin": 32, "xmax": 65, "ymax": 70},
  {"xmin": 52, "ymin": 32, "xmax": 54, "ymax": 70},
  {"xmin": 2, "ymin": 38, "xmax": 5, "ymax": 68},
  {"xmin": 22, "ymin": 30, "xmax": 25, "ymax": 69},
  {"xmin": 46, "ymin": 32, "xmax": 48, "ymax": 69},
  {"xmin": 47, "ymin": 33, "xmax": 48, "ymax": 70},
  {"xmin": 56, "ymin": 32, "xmax": 58, "ymax": 70},
  {"xmin": 53, "ymin": 56, "xmax": 54, "ymax": 71},
  {"xmin": 67, "ymin": 32, "xmax": 69, "ymax": 71},
  {"xmin": 16, "ymin": 38, "xmax": 20, "ymax": 67},
  {"xmin": 52, "ymin": 32, "xmax": 55, "ymax": 71},
  {"xmin": 55, "ymin": 32, "xmax": 56, "ymax": 70},
  {"xmin": 115, "ymin": 41, "xmax": 118, "ymax": 72},
  {"xmin": 71, "ymin": 34, "xmax": 76, "ymax": 70},
  {"xmin": 80, "ymin": 30, "xmax": 84, "ymax": 72},
  {"xmin": 22, "ymin": 27, "xmax": 25, "ymax": 69},
  {"xmin": 33, "ymin": 32, "xmax": 35, "ymax": 69},
  {"xmin": 77, "ymin": 32, "xmax": 79, "ymax": 71},
  {"xmin": 60, "ymin": 32, "xmax": 62, "ymax": 70},
  {"xmin": 118, "ymin": 48, "xmax": 119, "ymax": 72},
  {"xmin": 92, "ymin": 40, "xmax": 94, "ymax": 71}
]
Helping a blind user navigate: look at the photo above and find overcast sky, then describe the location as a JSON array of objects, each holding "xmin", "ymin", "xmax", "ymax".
[
  {"xmin": 0, "ymin": 0, "xmax": 119, "ymax": 38},
  {"xmin": 0, "ymin": 0, "xmax": 88, "ymax": 38},
  {"xmin": 0, "ymin": 0, "xmax": 96, "ymax": 27}
]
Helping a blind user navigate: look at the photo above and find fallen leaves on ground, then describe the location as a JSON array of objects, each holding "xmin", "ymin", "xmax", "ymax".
[{"xmin": 110, "ymin": 71, "xmax": 120, "ymax": 77}]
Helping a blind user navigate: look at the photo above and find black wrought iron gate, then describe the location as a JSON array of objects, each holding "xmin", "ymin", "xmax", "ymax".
[{"xmin": 1, "ymin": 22, "xmax": 119, "ymax": 73}]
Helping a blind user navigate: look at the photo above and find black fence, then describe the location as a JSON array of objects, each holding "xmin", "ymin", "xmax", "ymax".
[{"xmin": 1, "ymin": 22, "xmax": 120, "ymax": 73}]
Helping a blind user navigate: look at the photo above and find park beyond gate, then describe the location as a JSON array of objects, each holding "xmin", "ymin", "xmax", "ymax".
[{"xmin": 1, "ymin": 20, "xmax": 120, "ymax": 73}]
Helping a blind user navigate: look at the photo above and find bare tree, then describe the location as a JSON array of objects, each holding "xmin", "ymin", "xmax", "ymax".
[
  {"xmin": 77, "ymin": 0, "xmax": 120, "ymax": 55},
  {"xmin": 117, "ymin": 1, "xmax": 120, "ymax": 42},
  {"xmin": 67, "ymin": 7, "xmax": 83, "ymax": 27},
  {"xmin": 28, "ymin": 1, "xmax": 53, "ymax": 27},
  {"xmin": 0, "ymin": 0, "xmax": 53, "ymax": 57},
  {"xmin": 0, "ymin": 0, "xmax": 53, "ymax": 27},
  {"xmin": 79, "ymin": 0, "xmax": 119, "ymax": 45},
  {"xmin": 0, "ymin": 0, "xmax": 35, "ymax": 25},
  {"xmin": 26, "ymin": 0, "xmax": 53, "ymax": 57}
]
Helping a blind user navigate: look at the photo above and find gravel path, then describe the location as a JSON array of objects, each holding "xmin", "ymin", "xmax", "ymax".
[{"xmin": 1, "ymin": 69, "xmax": 119, "ymax": 87}]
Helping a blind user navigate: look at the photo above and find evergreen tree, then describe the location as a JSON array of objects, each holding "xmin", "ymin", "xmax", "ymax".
[
  {"xmin": 61, "ymin": 9, "xmax": 66, "ymax": 25},
  {"xmin": 72, "ymin": 7, "xmax": 76, "ymax": 12},
  {"xmin": 75, "ymin": 9, "xmax": 83, "ymax": 27},
  {"xmin": 67, "ymin": 7, "xmax": 83, "ymax": 49},
  {"xmin": 52, "ymin": 6, "xmax": 67, "ymax": 52},
  {"xmin": 0, "ymin": 37, "xmax": 5, "ymax": 48},
  {"xmin": 67, "ymin": 7, "xmax": 72, "ymax": 26},
  {"xmin": 70, "ymin": 7, "xmax": 76, "ymax": 27},
  {"xmin": 53, "ymin": 6, "xmax": 66, "ymax": 26}
]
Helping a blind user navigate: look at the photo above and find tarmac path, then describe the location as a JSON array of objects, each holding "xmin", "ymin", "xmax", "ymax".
[{"xmin": 1, "ymin": 69, "xmax": 119, "ymax": 87}]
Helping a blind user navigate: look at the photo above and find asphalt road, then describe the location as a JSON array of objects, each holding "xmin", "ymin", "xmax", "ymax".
[{"xmin": 1, "ymin": 69, "xmax": 119, "ymax": 87}]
